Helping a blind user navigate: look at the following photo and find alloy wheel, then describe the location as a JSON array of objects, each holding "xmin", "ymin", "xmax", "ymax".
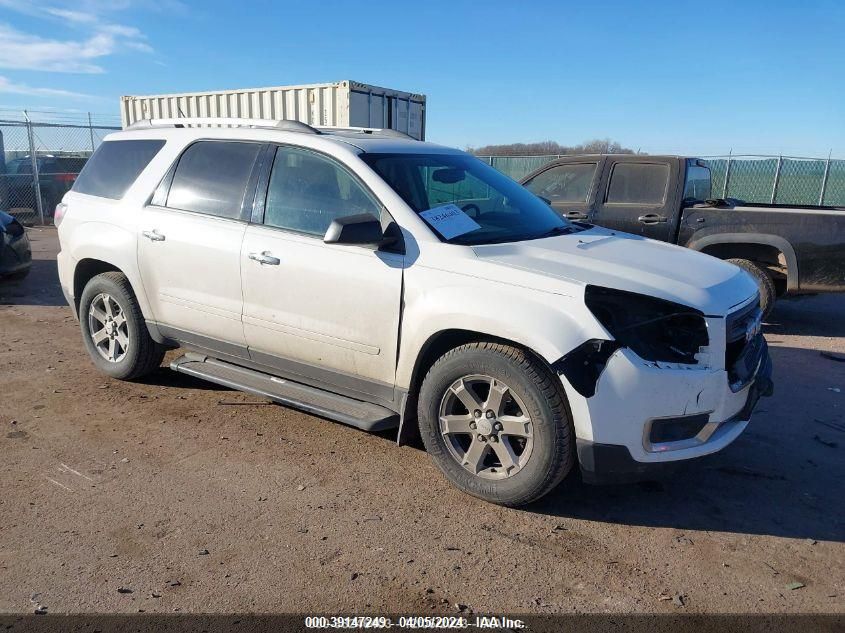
[
  {"xmin": 87, "ymin": 292, "xmax": 129, "ymax": 363},
  {"xmin": 438, "ymin": 374, "xmax": 534, "ymax": 480}
]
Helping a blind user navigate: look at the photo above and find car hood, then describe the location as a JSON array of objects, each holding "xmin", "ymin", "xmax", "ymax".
[{"xmin": 471, "ymin": 226, "xmax": 758, "ymax": 315}]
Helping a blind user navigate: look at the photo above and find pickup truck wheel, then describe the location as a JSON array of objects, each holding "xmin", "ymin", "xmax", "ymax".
[
  {"xmin": 418, "ymin": 342, "xmax": 574, "ymax": 507},
  {"xmin": 727, "ymin": 258, "xmax": 776, "ymax": 319},
  {"xmin": 79, "ymin": 272, "xmax": 165, "ymax": 380}
]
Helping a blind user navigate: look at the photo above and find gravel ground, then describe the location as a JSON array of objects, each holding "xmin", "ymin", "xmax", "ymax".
[{"xmin": 0, "ymin": 227, "xmax": 842, "ymax": 615}]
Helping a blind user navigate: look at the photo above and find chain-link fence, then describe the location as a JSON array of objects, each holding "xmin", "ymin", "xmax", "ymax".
[
  {"xmin": 478, "ymin": 154, "xmax": 845, "ymax": 207},
  {"xmin": 0, "ymin": 115, "xmax": 120, "ymax": 225},
  {"xmin": 702, "ymin": 155, "xmax": 845, "ymax": 206},
  {"xmin": 5, "ymin": 111, "xmax": 843, "ymax": 223}
]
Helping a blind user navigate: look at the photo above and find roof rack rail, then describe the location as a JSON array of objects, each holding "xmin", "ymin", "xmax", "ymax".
[
  {"xmin": 317, "ymin": 126, "xmax": 416, "ymax": 140},
  {"xmin": 125, "ymin": 117, "xmax": 321, "ymax": 134}
]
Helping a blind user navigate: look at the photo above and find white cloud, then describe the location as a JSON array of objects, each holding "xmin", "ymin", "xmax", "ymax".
[
  {"xmin": 0, "ymin": 24, "xmax": 115, "ymax": 73},
  {"xmin": 0, "ymin": 1, "xmax": 155, "ymax": 73},
  {"xmin": 0, "ymin": 75, "xmax": 95, "ymax": 99},
  {"xmin": 44, "ymin": 8, "xmax": 99, "ymax": 24}
]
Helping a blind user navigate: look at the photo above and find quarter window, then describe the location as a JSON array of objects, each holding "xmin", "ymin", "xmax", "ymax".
[
  {"xmin": 166, "ymin": 141, "xmax": 262, "ymax": 219},
  {"xmin": 263, "ymin": 146, "xmax": 380, "ymax": 236},
  {"xmin": 606, "ymin": 163, "xmax": 669, "ymax": 205},
  {"xmin": 73, "ymin": 139, "xmax": 165, "ymax": 200},
  {"xmin": 524, "ymin": 163, "xmax": 597, "ymax": 203}
]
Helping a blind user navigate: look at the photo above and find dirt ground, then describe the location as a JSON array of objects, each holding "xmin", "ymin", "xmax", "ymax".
[{"xmin": 1, "ymin": 227, "xmax": 843, "ymax": 616}]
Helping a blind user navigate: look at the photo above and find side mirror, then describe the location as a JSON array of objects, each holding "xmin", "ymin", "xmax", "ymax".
[{"xmin": 324, "ymin": 213, "xmax": 396, "ymax": 247}]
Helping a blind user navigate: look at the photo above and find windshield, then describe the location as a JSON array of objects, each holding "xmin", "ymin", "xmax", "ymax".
[{"xmin": 361, "ymin": 152, "xmax": 572, "ymax": 245}]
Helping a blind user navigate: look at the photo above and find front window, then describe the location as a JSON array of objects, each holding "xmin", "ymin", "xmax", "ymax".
[
  {"xmin": 523, "ymin": 163, "xmax": 597, "ymax": 203},
  {"xmin": 361, "ymin": 152, "xmax": 572, "ymax": 245},
  {"xmin": 264, "ymin": 146, "xmax": 381, "ymax": 237}
]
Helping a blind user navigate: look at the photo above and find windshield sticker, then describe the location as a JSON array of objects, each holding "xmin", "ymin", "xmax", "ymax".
[{"xmin": 419, "ymin": 204, "xmax": 481, "ymax": 240}]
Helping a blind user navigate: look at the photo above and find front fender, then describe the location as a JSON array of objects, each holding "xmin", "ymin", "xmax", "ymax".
[{"xmin": 395, "ymin": 269, "xmax": 605, "ymax": 389}]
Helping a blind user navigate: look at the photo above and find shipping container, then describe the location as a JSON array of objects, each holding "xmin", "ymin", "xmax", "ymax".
[{"xmin": 120, "ymin": 80, "xmax": 426, "ymax": 140}]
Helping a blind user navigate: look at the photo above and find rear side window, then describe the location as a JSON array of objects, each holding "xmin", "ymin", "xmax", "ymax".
[
  {"xmin": 524, "ymin": 163, "xmax": 597, "ymax": 203},
  {"xmin": 73, "ymin": 140, "xmax": 165, "ymax": 200},
  {"xmin": 166, "ymin": 141, "xmax": 262, "ymax": 219},
  {"xmin": 606, "ymin": 163, "xmax": 669, "ymax": 205}
]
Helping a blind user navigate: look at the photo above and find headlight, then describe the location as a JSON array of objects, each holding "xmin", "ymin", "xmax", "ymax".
[
  {"xmin": 584, "ymin": 285, "xmax": 708, "ymax": 364},
  {"xmin": 3, "ymin": 218, "xmax": 24, "ymax": 239}
]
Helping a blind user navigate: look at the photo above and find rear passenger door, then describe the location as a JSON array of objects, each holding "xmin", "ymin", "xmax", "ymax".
[
  {"xmin": 240, "ymin": 145, "xmax": 403, "ymax": 402},
  {"xmin": 591, "ymin": 158, "xmax": 678, "ymax": 241},
  {"xmin": 522, "ymin": 160, "xmax": 600, "ymax": 222},
  {"xmin": 137, "ymin": 140, "xmax": 265, "ymax": 357}
]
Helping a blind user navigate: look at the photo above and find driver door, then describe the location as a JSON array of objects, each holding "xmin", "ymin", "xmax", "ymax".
[
  {"xmin": 240, "ymin": 145, "xmax": 404, "ymax": 401},
  {"xmin": 522, "ymin": 160, "xmax": 601, "ymax": 222}
]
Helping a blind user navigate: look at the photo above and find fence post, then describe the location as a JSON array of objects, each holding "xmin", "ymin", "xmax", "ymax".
[
  {"xmin": 771, "ymin": 155, "xmax": 783, "ymax": 204},
  {"xmin": 24, "ymin": 112, "xmax": 45, "ymax": 225},
  {"xmin": 818, "ymin": 153, "xmax": 831, "ymax": 206},
  {"xmin": 88, "ymin": 112, "xmax": 96, "ymax": 152},
  {"xmin": 723, "ymin": 152, "xmax": 732, "ymax": 198}
]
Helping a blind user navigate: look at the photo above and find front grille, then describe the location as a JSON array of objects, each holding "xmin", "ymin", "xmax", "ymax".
[{"xmin": 725, "ymin": 297, "xmax": 764, "ymax": 392}]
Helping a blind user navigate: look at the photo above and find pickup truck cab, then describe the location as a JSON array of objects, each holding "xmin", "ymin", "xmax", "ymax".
[
  {"xmin": 522, "ymin": 155, "xmax": 845, "ymax": 316},
  {"xmin": 56, "ymin": 121, "xmax": 771, "ymax": 506}
]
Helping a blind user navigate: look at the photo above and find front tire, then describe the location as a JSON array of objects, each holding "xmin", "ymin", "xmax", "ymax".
[
  {"xmin": 418, "ymin": 342, "xmax": 574, "ymax": 506},
  {"xmin": 727, "ymin": 258, "xmax": 776, "ymax": 319},
  {"xmin": 79, "ymin": 271, "xmax": 165, "ymax": 380}
]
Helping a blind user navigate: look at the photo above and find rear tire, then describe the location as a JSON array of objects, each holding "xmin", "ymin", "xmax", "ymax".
[
  {"xmin": 727, "ymin": 258, "xmax": 776, "ymax": 319},
  {"xmin": 417, "ymin": 341, "xmax": 574, "ymax": 507},
  {"xmin": 79, "ymin": 271, "xmax": 165, "ymax": 380}
]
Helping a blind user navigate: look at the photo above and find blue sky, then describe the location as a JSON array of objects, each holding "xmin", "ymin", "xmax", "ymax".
[{"xmin": 0, "ymin": 0, "xmax": 843, "ymax": 157}]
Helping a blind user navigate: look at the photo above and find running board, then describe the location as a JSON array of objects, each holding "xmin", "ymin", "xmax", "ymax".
[{"xmin": 170, "ymin": 353, "xmax": 399, "ymax": 432}]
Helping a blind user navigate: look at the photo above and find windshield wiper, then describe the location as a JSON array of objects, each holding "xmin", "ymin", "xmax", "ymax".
[{"xmin": 532, "ymin": 225, "xmax": 574, "ymax": 240}]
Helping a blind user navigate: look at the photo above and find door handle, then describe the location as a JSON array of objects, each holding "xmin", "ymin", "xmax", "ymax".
[
  {"xmin": 248, "ymin": 251, "xmax": 280, "ymax": 266},
  {"xmin": 637, "ymin": 214, "xmax": 668, "ymax": 225},
  {"xmin": 142, "ymin": 229, "xmax": 166, "ymax": 242},
  {"xmin": 565, "ymin": 211, "xmax": 589, "ymax": 220}
]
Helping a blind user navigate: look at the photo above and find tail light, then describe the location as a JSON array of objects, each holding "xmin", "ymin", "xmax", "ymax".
[
  {"xmin": 55, "ymin": 173, "xmax": 77, "ymax": 183},
  {"xmin": 54, "ymin": 202, "xmax": 68, "ymax": 226}
]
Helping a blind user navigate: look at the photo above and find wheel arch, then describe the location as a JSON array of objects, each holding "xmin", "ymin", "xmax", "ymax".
[
  {"xmin": 71, "ymin": 256, "xmax": 165, "ymax": 344},
  {"xmin": 687, "ymin": 233, "xmax": 799, "ymax": 292},
  {"xmin": 72, "ymin": 258, "xmax": 123, "ymax": 316},
  {"xmin": 396, "ymin": 328, "xmax": 568, "ymax": 446}
]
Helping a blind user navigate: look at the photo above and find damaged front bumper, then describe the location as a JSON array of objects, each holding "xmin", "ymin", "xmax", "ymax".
[{"xmin": 561, "ymin": 338, "xmax": 773, "ymax": 485}]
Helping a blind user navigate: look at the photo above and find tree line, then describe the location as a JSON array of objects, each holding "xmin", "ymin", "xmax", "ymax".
[{"xmin": 468, "ymin": 138, "xmax": 636, "ymax": 156}]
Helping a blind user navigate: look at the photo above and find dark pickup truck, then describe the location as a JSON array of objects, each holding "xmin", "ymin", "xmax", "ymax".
[{"xmin": 521, "ymin": 154, "xmax": 845, "ymax": 315}]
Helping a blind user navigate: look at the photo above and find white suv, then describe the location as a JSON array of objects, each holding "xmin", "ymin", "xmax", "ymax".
[{"xmin": 56, "ymin": 118, "xmax": 772, "ymax": 506}]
